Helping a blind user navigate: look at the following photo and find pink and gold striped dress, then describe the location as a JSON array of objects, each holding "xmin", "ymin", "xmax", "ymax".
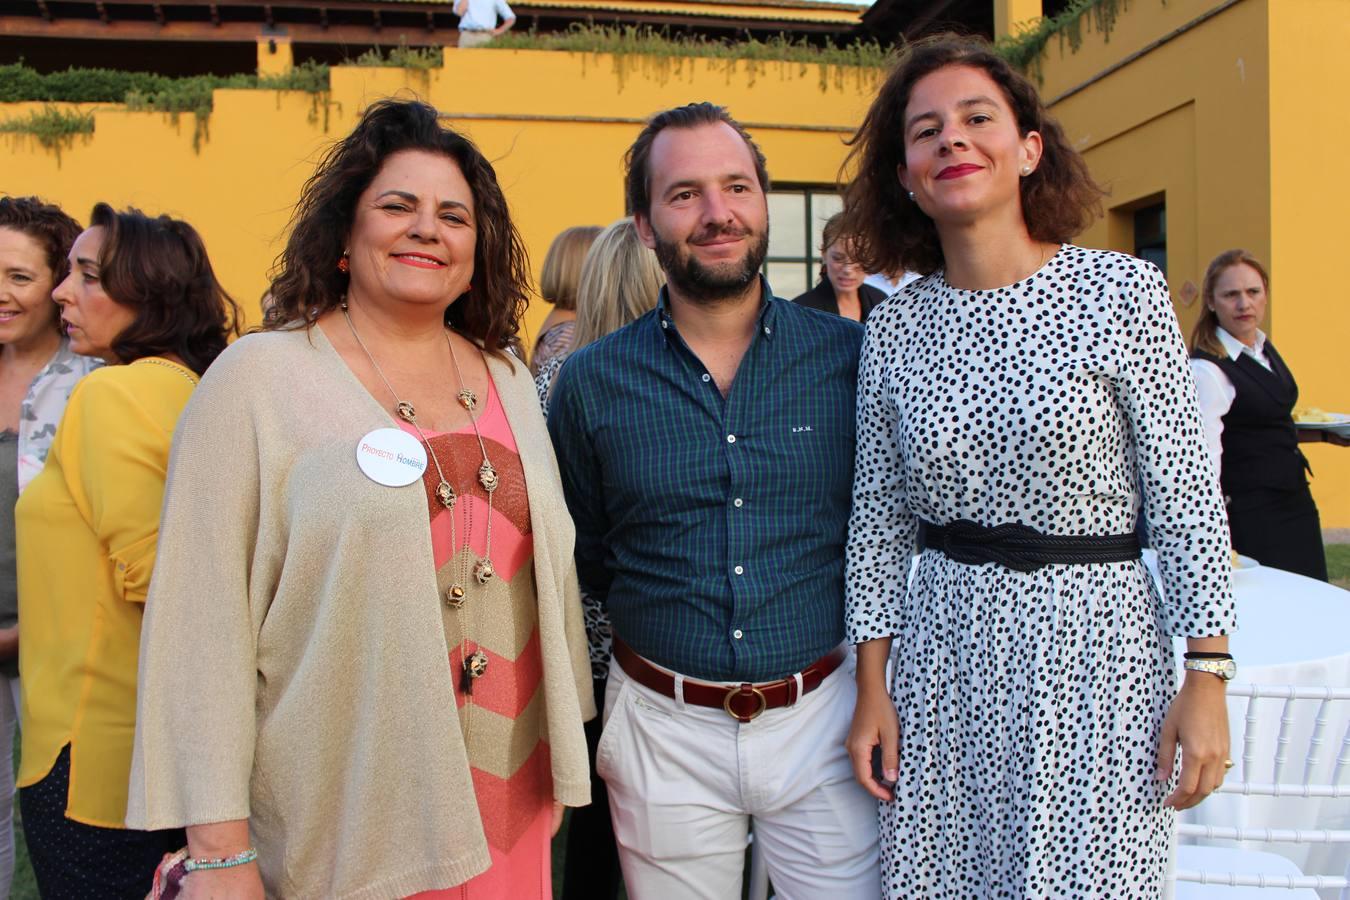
[{"xmin": 403, "ymin": 377, "xmax": 553, "ymax": 899}]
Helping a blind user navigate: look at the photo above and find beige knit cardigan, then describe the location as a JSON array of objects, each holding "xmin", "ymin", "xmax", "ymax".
[{"xmin": 127, "ymin": 326, "xmax": 595, "ymax": 899}]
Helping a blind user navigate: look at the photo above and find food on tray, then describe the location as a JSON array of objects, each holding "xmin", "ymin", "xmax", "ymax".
[{"xmin": 1293, "ymin": 406, "xmax": 1337, "ymax": 423}]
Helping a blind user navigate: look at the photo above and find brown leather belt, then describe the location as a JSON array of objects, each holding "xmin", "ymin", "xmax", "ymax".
[{"xmin": 612, "ymin": 638, "xmax": 847, "ymax": 723}]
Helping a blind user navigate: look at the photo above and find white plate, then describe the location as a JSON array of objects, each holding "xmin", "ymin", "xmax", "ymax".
[
  {"xmin": 1234, "ymin": 554, "xmax": 1260, "ymax": 571},
  {"xmin": 1294, "ymin": 411, "xmax": 1350, "ymax": 429}
]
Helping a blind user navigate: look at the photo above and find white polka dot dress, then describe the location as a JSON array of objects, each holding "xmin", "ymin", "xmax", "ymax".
[{"xmin": 845, "ymin": 245, "xmax": 1236, "ymax": 898}]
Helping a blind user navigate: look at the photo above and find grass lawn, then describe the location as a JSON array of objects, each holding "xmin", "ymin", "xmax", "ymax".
[
  {"xmin": 10, "ymin": 727, "xmax": 36, "ymax": 899},
  {"xmin": 1327, "ymin": 542, "xmax": 1350, "ymax": 590}
]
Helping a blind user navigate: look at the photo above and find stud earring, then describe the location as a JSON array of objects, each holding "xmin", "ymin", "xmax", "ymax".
[
  {"xmin": 1020, "ymin": 165, "xmax": 1033, "ymax": 176},
  {"xmin": 907, "ymin": 191, "xmax": 916, "ymax": 202}
]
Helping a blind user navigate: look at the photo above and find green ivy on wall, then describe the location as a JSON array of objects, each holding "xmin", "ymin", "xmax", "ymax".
[
  {"xmin": 995, "ymin": 0, "xmax": 1135, "ymax": 80},
  {"xmin": 488, "ymin": 24, "xmax": 890, "ymax": 92},
  {"xmin": 0, "ymin": 105, "xmax": 94, "ymax": 163}
]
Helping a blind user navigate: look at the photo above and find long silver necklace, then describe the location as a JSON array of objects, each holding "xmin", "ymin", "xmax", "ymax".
[{"xmin": 340, "ymin": 302, "xmax": 500, "ymax": 694}]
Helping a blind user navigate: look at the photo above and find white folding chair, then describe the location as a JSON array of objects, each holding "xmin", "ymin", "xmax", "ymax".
[
  {"xmin": 1174, "ymin": 846, "xmax": 1320, "ymax": 898},
  {"xmin": 1174, "ymin": 683, "xmax": 1350, "ymax": 894}
]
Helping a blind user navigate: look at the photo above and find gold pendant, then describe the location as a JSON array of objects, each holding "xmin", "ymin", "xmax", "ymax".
[
  {"xmin": 466, "ymin": 649, "xmax": 489, "ymax": 679},
  {"xmin": 478, "ymin": 461, "xmax": 499, "ymax": 493},
  {"xmin": 458, "ymin": 389, "xmax": 478, "ymax": 412},
  {"xmin": 473, "ymin": 559, "xmax": 495, "ymax": 584},
  {"xmin": 435, "ymin": 481, "xmax": 457, "ymax": 509},
  {"xmin": 444, "ymin": 584, "xmax": 465, "ymax": 609},
  {"xmin": 395, "ymin": 401, "xmax": 416, "ymax": 422}
]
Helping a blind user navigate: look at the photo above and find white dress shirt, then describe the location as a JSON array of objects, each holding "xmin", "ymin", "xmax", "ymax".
[
  {"xmin": 863, "ymin": 270, "xmax": 921, "ymax": 297},
  {"xmin": 1189, "ymin": 326, "xmax": 1272, "ymax": 476}
]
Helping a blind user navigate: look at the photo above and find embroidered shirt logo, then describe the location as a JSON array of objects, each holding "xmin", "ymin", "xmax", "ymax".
[{"xmin": 792, "ymin": 425, "xmax": 814, "ymax": 433}]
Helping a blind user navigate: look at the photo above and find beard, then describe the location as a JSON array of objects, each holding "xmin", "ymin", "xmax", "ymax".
[{"xmin": 652, "ymin": 221, "xmax": 769, "ymax": 305}]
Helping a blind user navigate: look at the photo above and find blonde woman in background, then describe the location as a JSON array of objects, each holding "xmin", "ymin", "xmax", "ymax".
[
  {"xmin": 531, "ymin": 225, "xmax": 601, "ymax": 376},
  {"xmin": 534, "ymin": 217, "xmax": 662, "ymax": 416},
  {"xmin": 534, "ymin": 215, "xmax": 661, "ymax": 900}
]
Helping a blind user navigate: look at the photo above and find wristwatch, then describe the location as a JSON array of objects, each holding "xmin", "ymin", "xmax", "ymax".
[{"xmin": 1183, "ymin": 657, "xmax": 1237, "ymax": 681}]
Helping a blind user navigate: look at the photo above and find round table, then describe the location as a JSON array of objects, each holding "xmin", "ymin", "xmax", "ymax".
[{"xmin": 1151, "ymin": 553, "xmax": 1350, "ymax": 896}]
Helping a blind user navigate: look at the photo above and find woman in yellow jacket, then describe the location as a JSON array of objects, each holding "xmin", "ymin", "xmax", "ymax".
[{"xmin": 15, "ymin": 203, "xmax": 239, "ymax": 899}]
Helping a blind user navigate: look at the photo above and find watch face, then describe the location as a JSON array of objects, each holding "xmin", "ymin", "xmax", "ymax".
[{"xmin": 1220, "ymin": 659, "xmax": 1237, "ymax": 680}]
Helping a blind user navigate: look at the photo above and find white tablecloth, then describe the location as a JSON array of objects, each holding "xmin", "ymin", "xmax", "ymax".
[{"xmin": 1153, "ymin": 554, "xmax": 1350, "ymax": 897}]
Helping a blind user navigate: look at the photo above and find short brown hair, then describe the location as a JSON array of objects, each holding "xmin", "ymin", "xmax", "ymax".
[
  {"xmin": 0, "ymin": 195, "xmax": 82, "ymax": 288},
  {"xmin": 818, "ymin": 212, "xmax": 854, "ymax": 283},
  {"xmin": 624, "ymin": 102, "xmax": 770, "ymax": 218},
  {"xmin": 1190, "ymin": 249, "xmax": 1270, "ymax": 358},
  {"xmin": 89, "ymin": 203, "xmax": 241, "ymax": 375},
  {"xmin": 266, "ymin": 100, "xmax": 530, "ymax": 358},
  {"xmin": 539, "ymin": 225, "xmax": 601, "ymax": 311},
  {"xmin": 841, "ymin": 34, "xmax": 1104, "ymax": 277}
]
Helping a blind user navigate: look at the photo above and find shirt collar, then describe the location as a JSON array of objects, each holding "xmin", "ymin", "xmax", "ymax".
[
  {"xmin": 655, "ymin": 277, "xmax": 779, "ymax": 346},
  {"xmin": 1216, "ymin": 325, "xmax": 1267, "ymax": 361}
]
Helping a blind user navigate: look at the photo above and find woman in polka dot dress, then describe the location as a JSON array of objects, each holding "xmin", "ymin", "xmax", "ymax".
[{"xmin": 839, "ymin": 36, "xmax": 1237, "ymax": 898}]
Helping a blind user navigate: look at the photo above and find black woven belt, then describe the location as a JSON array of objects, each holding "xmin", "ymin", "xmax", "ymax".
[{"xmin": 918, "ymin": 519, "xmax": 1141, "ymax": 573}]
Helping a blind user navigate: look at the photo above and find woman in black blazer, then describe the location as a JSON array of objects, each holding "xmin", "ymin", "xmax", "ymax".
[
  {"xmin": 792, "ymin": 213, "xmax": 888, "ymax": 322},
  {"xmin": 1189, "ymin": 249, "xmax": 1326, "ymax": 580}
]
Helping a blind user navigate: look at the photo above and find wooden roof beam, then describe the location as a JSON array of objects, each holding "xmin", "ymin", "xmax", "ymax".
[{"xmin": 0, "ymin": 16, "xmax": 463, "ymax": 42}]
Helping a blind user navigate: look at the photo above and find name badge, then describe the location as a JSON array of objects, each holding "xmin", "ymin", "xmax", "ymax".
[{"xmin": 356, "ymin": 428, "xmax": 428, "ymax": 487}]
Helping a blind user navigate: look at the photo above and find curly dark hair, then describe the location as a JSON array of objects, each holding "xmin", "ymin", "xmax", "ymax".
[
  {"xmin": 841, "ymin": 34, "xmax": 1105, "ymax": 277},
  {"xmin": 0, "ymin": 194, "xmax": 82, "ymax": 290},
  {"xmin": 265, "ymin": 99, "xmax": 530, "ymax": 356},
  {"xmin": 89, "ymin": 203, "xmax": 242, "ymax": 375}
]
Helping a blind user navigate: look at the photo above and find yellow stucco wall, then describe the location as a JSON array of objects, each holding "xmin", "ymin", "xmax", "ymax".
[
  {"xmin": 1266, "ymin": 0, "xmax": 1350, "ymax": 527},
  {"xmin": 1037, "ymin": 0, "xmax": 1348, "ymax": 526},
  {"xmin": 0, "ymin": 50, "xmax": 878, "ymax": 341}
]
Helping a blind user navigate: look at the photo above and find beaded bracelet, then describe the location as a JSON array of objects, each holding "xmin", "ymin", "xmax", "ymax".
[{"xmin": 183, "ymin": 848, "xmax": 258, "ymax": 873}]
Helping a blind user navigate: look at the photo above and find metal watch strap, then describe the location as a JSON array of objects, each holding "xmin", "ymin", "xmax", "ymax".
[{"xmin": 1183, "ymin": 657, "xmax": 1237, "ymax": 681}]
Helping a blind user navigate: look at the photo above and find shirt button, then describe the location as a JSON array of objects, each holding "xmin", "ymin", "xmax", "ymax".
[
  {"xmin": 734, "ymin": 565, "xmax": 744, "ymax": 575},
  {"xmin": 764, "ymin": 326, "xmax": 772, "ymax": 335},
  {"xmin": 661, "ymin": 320, "xmax": 669, "ymax": 330},
  {"xmin": 701, "ymin": 373, "xmax": 711, "ymax": 383},
  {"xmin": 733, "ymin": 629, "xmax": 744, "ymax": 640},
  {"xmin": 733, "ymin": 498, "xmax": 743, "ymax": 508},
  {"xmin": 727, "ymin": 434, "xmax": 736, "ymax": 444}
]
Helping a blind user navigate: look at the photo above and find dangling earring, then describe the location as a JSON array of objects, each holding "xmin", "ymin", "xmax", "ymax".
[
  {"xmin": 907, "ymin": 191, "xmax": 916, "ymax": 202},
  {"xmin": 337, "ymin": 253, "xmax": 350, "ymax": 274}
]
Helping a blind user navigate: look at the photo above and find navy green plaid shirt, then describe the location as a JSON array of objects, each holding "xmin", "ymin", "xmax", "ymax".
[{"xmin": 547, "ymin": 282, "xmax": 863, "ymax": 682}]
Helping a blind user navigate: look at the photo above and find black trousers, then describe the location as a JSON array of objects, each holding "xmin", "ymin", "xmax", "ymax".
[
  {"xmin": 1228, "ymin": 483, "xmax": 1328, "ymax": 581},
  {"xmin": 19, "ymin": 744, "xmax": 185, "ymax": 900},
  {"xmin": 560, "ymin": 678, "xmax": 623, "ymax": 900}
]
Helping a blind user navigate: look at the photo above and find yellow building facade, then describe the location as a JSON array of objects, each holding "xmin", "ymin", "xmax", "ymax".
[
  {"xmin": 1027, "ymin": 0, "xmax": 1348, "ymax": 526},
  {"xmin": 0, "ymin": 48, "xmax": 877, "ymax": 336},
  {"xmin": 4, "ymin": 0, "xmax": 1344, "ymax": 525}
]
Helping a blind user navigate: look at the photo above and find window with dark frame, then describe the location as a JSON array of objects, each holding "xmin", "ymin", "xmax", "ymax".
[
  {"xmin": 763, "ymin": 186, "xmax": 843, "ymax": 300},
  {"xmin": 1133, "ymin": 201, "xmax": 1167, "ymax": 277}
]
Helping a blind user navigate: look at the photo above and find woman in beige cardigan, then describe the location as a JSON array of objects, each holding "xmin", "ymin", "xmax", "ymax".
[{"xmin": 128, "ymin": 100, "xmax": 594, "ymax": 899}]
